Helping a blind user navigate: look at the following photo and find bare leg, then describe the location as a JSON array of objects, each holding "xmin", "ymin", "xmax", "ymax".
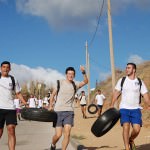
[
  {"xmin": 7, "ymin": 125, "xmax": 16, "ymax": 150},
  {"xmin": 81, "ymin": 106, "xmax": 84, "ymax": 118},
  {"xmin": 84, "ymin": 106, "xmax": 87, "ymax": 118},
  {"xmin": 62, "ymin": 124, "xmax": 72, "ymax": 150},
  {"xmin": 122, "ymin": 123, "xmax": 130, "ymax": 150},
  {"xmin": 129, "ymin": 124, "xmax": 141, "ymax": 143},
  {"xmin": 0, "ymin": 128, "xmax": 3, "ymax": 138},
  {"xmin": 52, "ymin": 127, "xmax": 63, "ymax": 146},
  {"xmin": 98, "ymin": 108, "xmax": 102, "ymax": 117}
]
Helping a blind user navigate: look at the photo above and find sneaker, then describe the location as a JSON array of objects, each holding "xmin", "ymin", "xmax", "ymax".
[
  {"xmin": 50, "ymin": 144, "xmax": 56, "ymax": 150},
  {"xmin": 129, "ymin": 140, "xmax": 136, "ymax": 150}
]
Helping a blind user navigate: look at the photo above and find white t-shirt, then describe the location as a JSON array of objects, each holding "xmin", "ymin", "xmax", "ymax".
[
  {"xmin": 79, "ymin": 95, "xmax": 87, "ymax": 105},
  {"xmin": 28, "ymin": 98, "xmax": 36, "ymax": 108},
  {"xmin": 14, "ymin": 98, "xmax": 21, "ymax": 109},
  {"xmin": 43, "ymin": 97, "xmax": 49, "ymax": 106},
  {"xmin": 0, "ymin": 76, "xmax": 21, "ymax": 110},
  {"xmin": 115, "ymin": 76, "xmax": 148, "ymax": 109},
  {"xmin": 95, "ymin": 94, "xmax": 106, "ymax": 105},
  {"xmin": 37, "ymin": 99, "xmax": 43, "ymax": 108}
]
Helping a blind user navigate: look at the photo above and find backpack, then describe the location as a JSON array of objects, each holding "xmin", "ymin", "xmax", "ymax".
[
  {"xmin": 57, "ymin": 80, "xmax": 76, "ymax": 95},
  {"xmin": 120, "ymin": 76, "xmax": 142, "ymax": 104},
  {"xmin": 0, "ymin": 72, "xmax": 15, "ymax": 91}
]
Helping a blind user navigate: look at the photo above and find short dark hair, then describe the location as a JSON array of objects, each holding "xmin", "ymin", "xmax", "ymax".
[
  {"xmin": 81, "ymin": 91, "xmax": 85, "ymax": 93},
  {"xmin": 127, "ymin": 62, "xmax": 136, "ymax": 70},
  {"xmin": 1, "ymin": 61, "xmax": 11, "ymax": 67},
  {"xmin": 65, "ymin": 67, "xmax": 75, "ymax": 75},
  {"xmin": 97, "ymin": 89, "xmax": 101, "ymax": 92}
]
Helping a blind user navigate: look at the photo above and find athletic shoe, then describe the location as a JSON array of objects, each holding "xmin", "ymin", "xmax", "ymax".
[
  {"xmin": 129, "ymin": 140, "xmax": 136, "ymax": 150},
  {"xmin": 50, "ymin": 144, "xmax": 56, "ymax": 150}
]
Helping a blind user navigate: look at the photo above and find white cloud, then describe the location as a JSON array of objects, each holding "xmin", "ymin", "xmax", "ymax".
[
  {"xmin": 16, "ymin": 0, "xmax": 100, "ymax": 30},
  {"xmin": 128, "ymin": 54, "xmax": 144, "ymax": 64},
  {"xmin": 10, "ymin": 63, "xmax": 65, "ymax": 88},
  {"xmin": 15, "ymin": 0, "xmax": 150, "ymax": 30}
]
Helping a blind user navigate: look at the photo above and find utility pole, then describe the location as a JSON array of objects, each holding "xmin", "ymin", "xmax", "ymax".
[
  {"xmin": 88, "ymin": 52, "xmax": 90, "ymax": 104},
  {"xmin": 107, "ymin": 0, "xmax": 116, "ymax": 91},
  {"xmin": 85, "ymin": 41, "xmax": 90, "ymax": 105}
]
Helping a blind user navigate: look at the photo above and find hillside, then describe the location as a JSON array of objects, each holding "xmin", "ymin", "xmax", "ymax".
[{"xmin": 91, "ymin": 61, "xmax": 150, "ymax": 126}]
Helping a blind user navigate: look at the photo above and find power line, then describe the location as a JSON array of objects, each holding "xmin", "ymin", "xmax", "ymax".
[{"xmin": 89, "ymin": 0, "xmax": 105, "ymax": 47}]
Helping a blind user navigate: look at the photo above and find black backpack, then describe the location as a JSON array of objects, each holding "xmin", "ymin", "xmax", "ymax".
[
  {"xmin": 57, "ymin": 80, "xmax": 76, "ymax": 95},
  {"xmin": 120, "ymin": 77, "xmax": 142, "ymax": 104},
  {"xmin": 0, "ymin": 72, "xmax": 15, "ymax": 91}
]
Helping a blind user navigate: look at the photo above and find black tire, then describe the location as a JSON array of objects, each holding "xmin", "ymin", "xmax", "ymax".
[
  {"xmin": 91, "ymin": 108, "xmax": 120, "ymax": 137},
  {"xmin": 87, "ymin": 104, "xmax": 98, "ymax": 114},
  {"xmin": 21, "ymin": 108, "xmax": 57, "ymax": 122}
]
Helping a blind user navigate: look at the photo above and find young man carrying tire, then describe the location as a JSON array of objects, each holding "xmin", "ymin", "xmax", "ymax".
[
  {"xmin": 0, "ymin": 61, "xmax": 27, "ymax": 150},
  {"xmin": 49, "ymin": 65, "xmax": 88, "ymax": 150},
  {"xmin": 111, "ymin": 63, "xmax": 150, "ymax": 150}
]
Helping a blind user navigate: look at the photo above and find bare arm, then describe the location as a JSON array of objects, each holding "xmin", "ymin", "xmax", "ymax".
[
  {"xmin": 110, "ymin": 89, "xmax": 121, "ymax": 107},
  {"xmin": 48, "ymin": 89, "xmax": 57, "ymax": 111},
  {"xmin": 78, "ymin": 65, "xmax": 88, "ymax": 88},
  {"xmin": 143, "ymin": 92, "xmax": 150, "ymax": 110},
  {"xmin": 16, "ymin": 92, "xmax": 27, "ymax": 106}
]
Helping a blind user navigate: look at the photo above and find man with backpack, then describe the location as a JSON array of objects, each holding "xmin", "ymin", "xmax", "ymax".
[
  {"xmin": 111, "ymin": 62, "xmax": 150, "ymax": 150},
  {"xmin": 0, "ymin": 61, "xmax": 27, "ymax": 150},
  {"xmin": 49, "ymin": 65, "xmax": 88, "ymax": 150}
]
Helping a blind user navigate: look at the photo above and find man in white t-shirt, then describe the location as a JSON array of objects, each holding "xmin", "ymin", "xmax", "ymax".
[
  {"xmin": 95, "ymin": 89, "xmax": 106, "ymax": 117},
  {"xmin": 37, "ymin": 96, "xmax": 43, "ymax": 108},
  {"xmin": 111, "ymin": 63, "xmax": 150, "ymax": 150},
  {"xmin": 0, "ymin": 61, "xmax": 27, "ymax": 150},
  {"xmin": 28, "ymin": 94, "xmax": 36, "ymax": 108},
  {"xmin": 79, "ymin": 91, "xmax": 87, "ymax": 119},
  {"xmin": 43, "ymin": 96, "xmax": 49, "ymax": 108}
]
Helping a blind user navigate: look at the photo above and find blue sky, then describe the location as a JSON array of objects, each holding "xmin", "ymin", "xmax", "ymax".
[{"xmin": 0, "ymin": 0, "xmax": 150, "ymax": 90}]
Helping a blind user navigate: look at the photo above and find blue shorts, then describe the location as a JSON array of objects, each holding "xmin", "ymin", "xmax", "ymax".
[
  {"xmin": 55, "ymin": 111, "xmax": 74, "ymax": 127},
  {"xmin": 120, "ymin": 109, "xmax": 142, "ymax": 126}
]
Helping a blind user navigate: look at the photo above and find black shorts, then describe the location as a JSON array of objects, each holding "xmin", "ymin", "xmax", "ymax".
[
  {"xmin": 97, "ymin": 105, "xmax": 103, "ymax": 109},
  {"xmin": 0, "ymin": 109, "xmax": 17, "ymax": 128}
]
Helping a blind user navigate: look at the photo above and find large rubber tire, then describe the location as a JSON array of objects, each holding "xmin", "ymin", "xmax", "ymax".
[
  {"xmin": 91, "ymin": 108, "xmax": 120, "ymax": 137},
  {"xmin": 87, "ymin": 104, "xmax": 98, "ymax": 114},
  {"xmin": 21, "ymin": 108, "xmax": 57, "ymax": 122}
]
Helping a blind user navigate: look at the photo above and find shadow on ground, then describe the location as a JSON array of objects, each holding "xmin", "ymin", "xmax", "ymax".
[
  {"xmin": 77, "ymin": 145, "xmax": 118, "ymax": 150},
  {"xmin": 137, "ymin": 144, "xmax": 150, "ymax": 150}
]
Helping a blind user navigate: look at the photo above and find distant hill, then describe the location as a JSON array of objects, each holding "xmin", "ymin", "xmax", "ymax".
[{"xmin": 91, "ymin": 61, "xmax": 150, "ymax": 127}]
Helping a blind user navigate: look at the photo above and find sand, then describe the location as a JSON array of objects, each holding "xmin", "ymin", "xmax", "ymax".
[{"xmin": 71, "ymin": 105, "xmax": 150, "ymax": 150}]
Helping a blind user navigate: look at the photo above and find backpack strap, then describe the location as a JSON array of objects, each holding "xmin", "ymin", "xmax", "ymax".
[
  {"xmin": 137, "ymin": 77, "xmax": 142, "ymax": 104},
  {"xmin": 117, "ymin": 77, "xmax": 126, "ymax": 99},
  {"xmin": 57, "ymin": 80, "xmax": 60, "ymax": 95},
  {"xmin": 121, "ymin": 77, "xmax": 126, "ymax": 91},
  {"xmin": 71, "ymin": 81, "xmax": 76, "ymax": 95},
  {"xmin": 9, "ymin": 75, "xmax": 15, "ymax": 91},
  {"xmin": 0, "ymin": 72, "xmax": 15, "ymax": 91},
  {"xmin": 57, "ymin": 80, "xmax": 76, "ymax": 95}
]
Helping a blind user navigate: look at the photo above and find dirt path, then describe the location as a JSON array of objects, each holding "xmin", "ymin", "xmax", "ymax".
[{"xmin": 71, "ymin": 106, "xmax": 150, "ymax": 150}]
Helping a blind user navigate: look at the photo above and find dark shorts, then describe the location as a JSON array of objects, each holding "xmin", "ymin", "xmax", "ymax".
[
  {"xmin": 97, "ymin": 105, "xmax": 103, "ymax": 109},
  {"xmin": 55, "ymin": 111, "xmax": 74, "ymax": 127},
  {"xmin": 0, "ymin": 109, "xmax": 17, "ymax": 128},
  {"xmin": 16, "ymin": 108, "xmax": 21, "ymax": 113},
  {"xmin": 80, "ymin": 104, "xmax": 86, "ymax": 107},
  {"xmin": 120, "ymin": 109, "xmax": 142, "ymax": 127}
]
